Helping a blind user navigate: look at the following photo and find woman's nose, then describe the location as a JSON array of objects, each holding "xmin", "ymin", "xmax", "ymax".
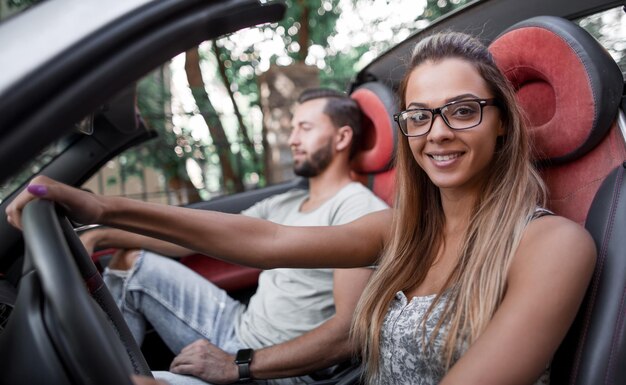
[{"xmin": 427, "ymin": 114, "xmax": 454, "ymax": 142}]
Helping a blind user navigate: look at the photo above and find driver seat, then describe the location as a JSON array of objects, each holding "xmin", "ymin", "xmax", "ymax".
[{"xmin": 489, "ymin": 16, "xmax": 626, "ymax": 384}]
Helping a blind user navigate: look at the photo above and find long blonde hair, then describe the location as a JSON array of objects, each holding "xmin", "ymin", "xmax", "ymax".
[{"xmin": 351, "ymin": 32, "xmax": 546, "ymax": 380}]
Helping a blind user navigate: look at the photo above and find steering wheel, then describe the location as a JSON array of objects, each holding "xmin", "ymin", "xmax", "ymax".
[{"xmin": 0, "ymin": 199, "xmax": 152, "ymax": 384}]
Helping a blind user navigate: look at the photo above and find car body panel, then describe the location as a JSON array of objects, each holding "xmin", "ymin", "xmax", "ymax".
[{"xmin": 0, "ymin": 0, "xmax": 286, "ymax": 186}]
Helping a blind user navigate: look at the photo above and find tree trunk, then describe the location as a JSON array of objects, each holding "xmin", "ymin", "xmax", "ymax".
[
  {"xmin": 297, "ymin": 0, "xmax": 310, "ymax": 62},
  {"xmin": 185, "ymin": 46, "xmax": 244, "ymax": 193},
  {"xmin": 212, "ymin": 42, "xmax": 260, "ymax": 169},
  {"xmin": 168, "ymin": 174, "xmax": 202, "ymax": 205}
]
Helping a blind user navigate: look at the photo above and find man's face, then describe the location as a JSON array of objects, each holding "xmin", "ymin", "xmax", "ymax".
[{"xmin": 288, "ymin": 98, "xmax": 337, "ymax": 177}]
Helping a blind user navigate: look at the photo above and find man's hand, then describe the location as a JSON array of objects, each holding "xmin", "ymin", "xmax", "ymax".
[
  {"xmin": 6, "ymin": 175, "xmax": 105, "ymax": 230},
  {"xmin": 170, "ymin": 339, "xmax": 239, "ymax": 384}
]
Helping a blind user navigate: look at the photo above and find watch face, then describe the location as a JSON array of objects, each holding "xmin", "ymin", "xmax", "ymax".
[{"xmin": 235, "ymin": 348, "xmax": 254, "ymax": 363}]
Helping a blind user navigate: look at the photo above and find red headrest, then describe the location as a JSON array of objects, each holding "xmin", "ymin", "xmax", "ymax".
[
  {"xmin": 350, "ymin": 82, "xmax": 397, "ymax": 174},
  {"xmin": 489, "ymin": 16, "xmax": 623, "ymax": 165}
]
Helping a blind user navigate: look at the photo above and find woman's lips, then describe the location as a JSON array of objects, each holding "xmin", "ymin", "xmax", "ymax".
[{"xmin": 427, "ymin": 152, "xmax": 464, "ymax": 166}]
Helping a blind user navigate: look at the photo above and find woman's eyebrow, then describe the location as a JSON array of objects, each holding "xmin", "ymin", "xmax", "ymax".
[
  {"xmin": 406, "ymin": 93, "xmax": 481, "ymax": 109},
  {"xmin": 446, "ymin": 93, "xmax": 480, "ymax": 103}
]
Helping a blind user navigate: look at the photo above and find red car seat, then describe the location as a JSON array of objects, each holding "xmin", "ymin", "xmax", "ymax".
[
  {"xmin": 490, "ymin": 16, "xmax": 626, "ymax": 384},
  {"xmin": 350, "ymin": 82, "xmax": 398, "ymax": 206}
]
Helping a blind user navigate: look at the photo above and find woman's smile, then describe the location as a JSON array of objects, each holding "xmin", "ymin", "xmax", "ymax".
[{"xmin": 427, "ymin": 151, "xmax": 465, "ymax": 167}]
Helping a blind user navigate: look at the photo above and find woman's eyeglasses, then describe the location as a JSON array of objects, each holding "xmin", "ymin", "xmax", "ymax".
[{"xmin": 394, "ymin": 98, "xmax": 498, "ymax": 137}]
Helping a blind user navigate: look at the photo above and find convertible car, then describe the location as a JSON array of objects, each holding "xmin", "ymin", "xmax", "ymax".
[{"xmin": 0, "ymin": 0, "xmax": 624, "ymax": 384}]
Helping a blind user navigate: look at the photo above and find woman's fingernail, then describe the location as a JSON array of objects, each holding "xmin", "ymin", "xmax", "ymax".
[{"xmin": 27, "ymin": 185, "xmax": 48, "ymax": 197}]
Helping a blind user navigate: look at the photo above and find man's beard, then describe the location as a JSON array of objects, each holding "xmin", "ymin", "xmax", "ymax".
[{"xmin": 293, "ymin": 140, "xmax": 333, "ymax": 178}]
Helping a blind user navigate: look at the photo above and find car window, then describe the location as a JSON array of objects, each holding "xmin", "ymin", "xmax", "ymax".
[
  {"xmin": 0, "ymin": 135, "xmax": 77, "ymax": 204},
  {"xmin": 577, "ymin": 6, "xmax": 626, "ymax": 74},
  {"xmin": 81, "ymin": 66, "xmax": 246, "ymax": 207},
  {"xmin": 0, "ymin": 0, "xmax": 44, "ymax": 23}
]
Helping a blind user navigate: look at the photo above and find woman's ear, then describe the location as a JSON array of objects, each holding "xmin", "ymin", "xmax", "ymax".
[{"xmin": 335, "ymin": 125, "xmax": 354, "ymax": 153}]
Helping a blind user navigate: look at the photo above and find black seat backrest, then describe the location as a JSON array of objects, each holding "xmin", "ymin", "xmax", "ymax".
[{"xmin": 489, "ymin": 16, "xmax": 626, "ymax": 384}]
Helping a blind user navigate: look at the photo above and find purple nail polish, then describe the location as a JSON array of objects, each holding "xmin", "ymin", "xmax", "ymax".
[{"xmin": 27, "ymin": 184, "xmax": 48, "ymax": 197}]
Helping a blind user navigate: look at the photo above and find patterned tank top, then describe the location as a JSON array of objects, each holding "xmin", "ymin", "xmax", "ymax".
[
  {"xmin": 375, "ymin": 208, "xmax": 554, "ymax": 385},
  {"xmin": 376, "ymin": 291, "xmax": 550, "ymax": 385}
]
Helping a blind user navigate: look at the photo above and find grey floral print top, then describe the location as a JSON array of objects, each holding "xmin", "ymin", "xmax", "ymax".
[{"xmin": 376, "ymin": 291, "xmax": 551, "ymax": 385}]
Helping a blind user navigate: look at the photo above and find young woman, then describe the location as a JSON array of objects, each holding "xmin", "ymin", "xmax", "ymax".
[{"xmin": 7, "ymin": 32, "xmax": 595, "ymax": 385}]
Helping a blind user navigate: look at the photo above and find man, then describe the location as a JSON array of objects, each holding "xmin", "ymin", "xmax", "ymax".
[{"xmin": 82, "ymin": 88, "xmax": 388, "ymax": 385}]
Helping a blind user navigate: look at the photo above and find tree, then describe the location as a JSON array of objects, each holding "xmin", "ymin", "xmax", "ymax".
[
  {"xmin": 212, "ymin": 42, "xmax": 259, "ymax": 169},
  {"xmin": 215, "ymin": 0, "xmax": 346, "ymax": 183},
  {"xmin": 90, "ymin": 0, "xmax": 478, "ymax": 200},
  {"xmin": 133, "ymin": 66, "xmax": 204, "ymax": 204},
  {"xmin": 577, "ymin": 8, "xmax": 626, "ymax": 70},
  {"xmin": 185, "ymin": 47, "xmax": 244, "ymax": 193}
]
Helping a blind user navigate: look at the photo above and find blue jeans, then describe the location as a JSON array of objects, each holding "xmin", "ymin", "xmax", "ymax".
[
  {"xmin": 104, "ymin": 251, "xmax": 247, "ymax": 354},
  {"xmin": 104, "ymin": 251, "xmax": 248, "ymax": 385},
  {"xmin": 105, "ymin": 251, "xmax": 311, "ymax": 385}
]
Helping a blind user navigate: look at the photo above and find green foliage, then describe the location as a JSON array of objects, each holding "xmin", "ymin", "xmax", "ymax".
[
  {"xmin": 6, "ymin": 0, "xmax": 37, "ymax": 8},
  {"xmin": 126, "ymin": 68, "xmax": 203, "ymax": 185},
  {"xmin": 1, "ymin": 0, "xmax": 40, "ymax": 21},
  {"xmin": 219, "ymin": 0, "xmax": 343, "ymax": 105},
  {"xmin": 578, "ymin": 8, "xmax": 626, "ymax": 72},
  {"xmin": 321, "ymin": 44, "xmax": 369, "ymax": 90},
  {"xmin": 421, "ymin": 0, "xmax": 472, "ymax": 21},
  {"xmin": 126, "ymin": 0, "xmax": 474, "ymax": 196}
]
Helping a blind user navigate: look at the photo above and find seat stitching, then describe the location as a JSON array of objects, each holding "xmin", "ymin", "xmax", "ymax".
[
  {"xmin": 604, "ymin": 283, "xmax": 626, "ymax": 384},
  {"xmin": 571, "ymin": 167, "xmax": 623, "ymax": 384}
]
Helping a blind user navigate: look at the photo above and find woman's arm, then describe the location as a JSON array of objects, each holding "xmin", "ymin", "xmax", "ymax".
[
  {"xmin": 440, "ymin": 215, "xmax": 596, "ymax": 385},
  {"xmin": 7, "ymin": 176, "xmax": 391, "ymax": 268},
  {"xmin": 80, "ymin": 228, "xmax": 196, "ymax": 257}
]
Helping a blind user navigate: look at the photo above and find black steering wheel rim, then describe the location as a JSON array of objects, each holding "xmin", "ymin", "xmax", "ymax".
[{"xmin": 21, "ymin": 199, "xmax": 151, "ymax": 384}]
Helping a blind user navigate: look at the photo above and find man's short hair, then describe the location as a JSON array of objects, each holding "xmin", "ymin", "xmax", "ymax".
[{"xmin": 297, "ymin": 88, "xmax": 363, "ymax": 159}]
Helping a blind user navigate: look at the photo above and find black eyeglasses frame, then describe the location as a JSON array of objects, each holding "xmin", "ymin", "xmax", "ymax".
[{"xmin": 393, "ymin": 98, "xmax": 498, "ymax": 137}]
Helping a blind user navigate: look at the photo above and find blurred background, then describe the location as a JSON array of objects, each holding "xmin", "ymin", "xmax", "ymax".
[{"xmin": 1, "ymin": 0, "xmax": 624, "ymax": 205}]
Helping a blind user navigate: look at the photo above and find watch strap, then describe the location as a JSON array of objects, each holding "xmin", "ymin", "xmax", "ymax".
[{"xmin": 235, "ymin": 348, "xmax": 254, "ymax": 383}]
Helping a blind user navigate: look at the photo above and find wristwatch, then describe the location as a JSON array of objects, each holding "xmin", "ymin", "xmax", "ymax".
[{"xmin": 234, "ymin": 348, "xmax": 254, "ymax": 383}]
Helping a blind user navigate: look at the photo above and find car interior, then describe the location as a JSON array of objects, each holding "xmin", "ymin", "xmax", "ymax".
[
  {"xmin": 88, "ymin": 14, "xmax": 626, "ymax": 385},
  {"xmin": 0, "ymin": 0, "xmax": 625, "ymax": 384}
]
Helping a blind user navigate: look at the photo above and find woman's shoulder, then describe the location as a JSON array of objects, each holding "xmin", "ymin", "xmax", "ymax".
[
  {"xmin": 526, "ymin": 213, "xmax": 591, "ymax": 244},
  {"xmin": 512, "ymin": 213, "xmax": 596, "ymax": 277}
]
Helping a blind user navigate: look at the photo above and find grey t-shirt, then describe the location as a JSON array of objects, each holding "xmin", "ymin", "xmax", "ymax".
[{"xmin": 235, "ymin": 182, "xmax": 388, "ymax": 348}]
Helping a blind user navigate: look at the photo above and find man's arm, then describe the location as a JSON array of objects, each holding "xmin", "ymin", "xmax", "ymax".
[
  {"xmin": 80, "ymin": 228, "xmax": 195, "ymax": 257},
  {"xmin": 249, "ymin": 267, "xmax": 373, "ymax": 377},
  {"xmin": 169, "ymin": 267, "xmax": 373, "ymax": 383}
]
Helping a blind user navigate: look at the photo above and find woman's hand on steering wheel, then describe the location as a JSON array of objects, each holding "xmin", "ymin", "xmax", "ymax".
[{"xmin": 6, "ymin": 175, "xmax": 106, "ymax": 230}]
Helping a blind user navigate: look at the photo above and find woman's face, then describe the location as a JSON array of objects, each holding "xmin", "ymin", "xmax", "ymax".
[{"xmin": 404, "ymin": 58, "xmax": 504, "ymax": 196}]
